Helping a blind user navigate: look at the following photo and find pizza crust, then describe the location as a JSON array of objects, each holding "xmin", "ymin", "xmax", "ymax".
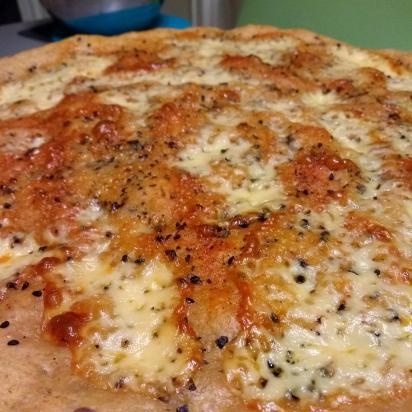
[{"xmin": 1, "ymin": 25, "xmax": 411, "ymax": 84}]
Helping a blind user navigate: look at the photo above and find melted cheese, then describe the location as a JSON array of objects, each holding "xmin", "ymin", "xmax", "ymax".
[
  {"xmin": 224, "ymin": 205, "xmax": 412, "ymax": 402},
  {"xmin": 387, "ymin": 76, "xmax": 412, "ymax": 92},
  {"xmin": 329, "ymin": 44, "xmax": 399, "ymax": 77},
  {"xmin": 0, "ymin": 55, "xmax": 113, "ymax": 113},
  {"xmin": 54, "ymin": 254, "xmax": 194, "ymax": 389},
  {"xmin": 0, "ymin": 234, "xmax": 49, "ymax": 281},
  {"xmin": 0, "ymin": 132, "xmax": 45, "ymax": 155},
  {"xmin": 167, "ymin": 36, "xmax": 299, "ymax": 66},
  {"xmin": 175, "ymin": 123, "xmax": 285, "ymax": 215}
]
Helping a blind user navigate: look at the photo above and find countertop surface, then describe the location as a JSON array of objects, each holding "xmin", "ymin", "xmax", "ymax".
[
  {"xmin": 0, "ymin": 15, "xmax": 192, "ymax": 58},
  {"xmin": 0, "ymin": 21, "xmax": 47, "ymax": 57}
]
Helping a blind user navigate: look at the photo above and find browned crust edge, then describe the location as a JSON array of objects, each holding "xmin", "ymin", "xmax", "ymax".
[{"xmin": 0, "ymin": 25, "xmax": 411, "ymax": 85}]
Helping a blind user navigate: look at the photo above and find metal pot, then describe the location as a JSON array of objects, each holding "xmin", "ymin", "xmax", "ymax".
[{"xmin": 40, "ymin": 0, "xmax": 164, "ymax": 34}]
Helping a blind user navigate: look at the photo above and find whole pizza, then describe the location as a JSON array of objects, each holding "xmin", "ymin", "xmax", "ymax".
[{"xmin": 0, "ymin": 26, "xmax": 411, "ymax": 412}]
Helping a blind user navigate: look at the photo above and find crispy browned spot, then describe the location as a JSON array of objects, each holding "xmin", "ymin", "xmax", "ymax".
[
  {"xmin": 105, "ymin": 50, "xmax": 175, "ymax": 74},
  {"xmin": 47, "ymin": 311, "xmax": 88, "ymax": 346},
  {"xmin": 345, "ymin": 212, "xmax": 392, "ymax": 242},
  {"xmin": 279, "ymin": 144, "xmax": 359, "ymax": 210},
  {"xmin": 220, "ymin": 54, "xmax": 311, "ymax": 92}
]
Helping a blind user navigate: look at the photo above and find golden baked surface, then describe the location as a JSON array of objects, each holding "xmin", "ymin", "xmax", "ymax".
[{"xmin": 0, "ymin": 26, "xmax": 411, "ymax": 412}]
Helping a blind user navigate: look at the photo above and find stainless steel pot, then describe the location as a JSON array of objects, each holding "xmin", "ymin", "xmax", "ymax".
[{"xmin": 40, "ymin": 0, "xmax": 164, "ymax": 34}]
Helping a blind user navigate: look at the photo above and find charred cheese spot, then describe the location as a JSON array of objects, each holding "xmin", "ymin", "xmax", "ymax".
[
  {"xmin": 104, "ymin": 50, "xmax": 175, "ymax": 74},
  {"xmin": 279, "ymin": 145, "xmax": 360, "ymax": 210}
]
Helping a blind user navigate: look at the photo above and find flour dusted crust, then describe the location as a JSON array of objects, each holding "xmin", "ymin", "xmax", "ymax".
[{"xmin": 0, "ymin": 25, "xmax": 412, "ymax": 412}]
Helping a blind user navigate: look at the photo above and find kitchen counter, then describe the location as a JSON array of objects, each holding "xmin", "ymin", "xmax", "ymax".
[
  {"xmin": 0, "ymin": 21, "xmax": 47, "ymax": 57},
  {"xmin": 0, "ymin": 14, "xmax": 192, "ymax": 58}
]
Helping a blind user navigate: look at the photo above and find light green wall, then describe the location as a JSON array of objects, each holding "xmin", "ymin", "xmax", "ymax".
[{"xmin": 238, "ymin": 0, "xmax": 412, "ymax": 51}]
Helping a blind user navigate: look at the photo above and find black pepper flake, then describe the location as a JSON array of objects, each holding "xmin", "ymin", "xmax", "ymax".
[
  {"xmin": 319, "ymin": 364, "xmax": 335, "ymax": 378},
  {"xmin": 337, "ymin": 302, "xmax": 346, "ymax": 312},
  {"xmin": 7, "ymin": 339, "xmax": 19, "ymax": 346},
  {"xmin": 215, "ymin": 335, "xmax": 229, "ymax": 349},
  {"xmin": 121, "ymin": 254, "xmax": 128, "ymax": 262},
  {"xmin": 320, "ymin": 230, "xmax": 330, "ymax": 242},
  {"xmin": 176, "ymin": 221, "xmax": 187, "ymax": 230},
  {"xmin": 258, "ymin": 377, "xmax": 268, "ymax": 388},
  {"xmin": 356, "ymin": 184, "xmax": 367, "ymax": 194},
  {"xmin": 285, "ymin": 135, "xmax": 295, "ymax": 146},
  {"xmin": 374, "ymin": 269, "xmax": 381, "ymax": 276},
  {"xmin": 298, "ymin": 258, "xmax": 308, "ymax": 268},
  {"xmin": 114, "ymin": 377, "xmax": 126, "ymax": 389},
  {"xmin": 294, "ymin": 274, "xmax": 306, "ymax": 284},
  {"xmin": 3, "ymin": 202, "xmax": 12, "ymax": 209},
  {"xmin": 187, "ymin": 378, "xmax": 197, "ymax": 391},
  {"xmin": 267, "ymin": 360, "xmax": 284, "ymax": 377},
  {"xmin": 348, "ymin": 269, "xmax": 359, "ymax": 276},
  {"xmin": 176, "ymin": 405, "xmax": 188, "ymax": 412},
  {"xmin": 227, "ymin": 256, "xmax": 235, "ymax": 265},
  {"xmin": 111, "ymin": 201, "xmax": 123, "ymax": 211},
  {"xmin": 285, "ymin": 350, "xmax": 295, "ymax": 364},
  {"xmin": 236, "ymin": 219, "xmax": 249, "ymax": 228},
  {"xmin": 0, "ymin": 185, "xmax": 14, "ymax": 194},
  {"xmin": 270, "ymin": 312, "xmax": 280, "ymax": 323},
  {"xmin": 38, "ymin": 246, "xmax": 48, "ymax": 252},
  {"xmin": 134, "ymin": 257, "xmax": 145, "ymax": 264},
  {"xmin": 12, "ymin": 235, "xmax": 22, "ymax": 245},
  {"xmin": 165, "ymin": 249, "xmax": 177, "ymax": 261},
  {"xmin": 389, "ymin": 311, "xmax": 400, "ymax": 322},
  {"xmin": 307, "ymin": 379, "xmax": 317, "ymax": 393},
  {"xmin": 105, "ymin": 231, "xmax": 113, "ymax": 238},
  {"xmin": 300, "ymin": 219, "xmax": 309, "ymax": 229},
  {"xmin": 189, "ymin": 275, "xmax": 201, "ymax": 285},
  {"xmin": 272, "ymin": 366, "xmax": 284, "ymax": 377},
  {"xmin": 6, "ymin": 282, "xmax": 16, "ymax": 289},
  {"xmin": 285, "ymin": 389, "xmax": 300, "ymax": 402},
  {"xmin": 185, "ymin": 297, "xmax": 195, "ymax": 304},
  {"xmin": 0, "ymin": 320, "xmax": 10, "ymax": 328},
  {"xmin": 32, "ymin": 290, "xmax": 42, "ymax": 297}
]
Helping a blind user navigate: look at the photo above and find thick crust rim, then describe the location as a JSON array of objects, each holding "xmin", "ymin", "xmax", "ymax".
[{"xmin": 0, "ymin": 25, "xmax": 411, "ymax": 85}]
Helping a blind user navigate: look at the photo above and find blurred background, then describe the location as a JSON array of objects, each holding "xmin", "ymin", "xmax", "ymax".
[{"xmin": 0, "ymin": 0, "xmax": 411, "ymax": 56}]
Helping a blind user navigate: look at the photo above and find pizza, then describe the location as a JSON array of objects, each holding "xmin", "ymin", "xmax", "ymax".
[{"xmin": 0, "ymin": 25, "xmax": 411, "ymax": 412}]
